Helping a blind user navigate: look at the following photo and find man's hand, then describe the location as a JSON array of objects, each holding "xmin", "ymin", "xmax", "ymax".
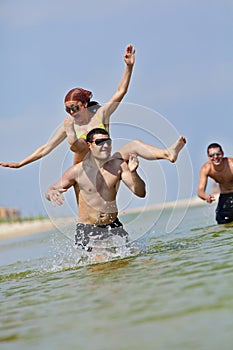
[
  {"xmin": 124, "ymin": 44, "xmax": 135, "ymax": 66},
  {"xmin": 128, "ymin": 152, "xmax": 139, "ymax": 172},
  {"xmin": 46, "ymin": 188, "xmax": 67, "ymax": 206},
  {"xmin": 206, "ymin": 194, "xmax": 216, "ymax": 203}
]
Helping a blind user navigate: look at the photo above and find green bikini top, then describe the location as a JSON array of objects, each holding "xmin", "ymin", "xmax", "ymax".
[{"xmin": 75, "ymin": 115, "xmax": 105, "ymax": 139}]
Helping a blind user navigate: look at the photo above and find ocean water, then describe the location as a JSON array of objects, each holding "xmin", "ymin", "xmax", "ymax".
[{"xmin": 1, "ymin": 204, "xmax": 233, "ymax": 350}]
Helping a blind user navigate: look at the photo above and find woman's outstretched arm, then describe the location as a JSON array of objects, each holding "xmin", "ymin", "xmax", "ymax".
[{"xmin": 0, "ymin": 125, "xmax": 67, "ymax": 168}]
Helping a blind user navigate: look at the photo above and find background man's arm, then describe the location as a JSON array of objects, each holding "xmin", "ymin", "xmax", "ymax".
[{"xmin": 197, "ymin": 165, "xmax": 215, "ymax": 203}]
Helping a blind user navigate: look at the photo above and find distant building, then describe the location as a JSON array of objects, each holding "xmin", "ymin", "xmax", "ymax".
[{"xmin": 0, "ymin": 207, "xmax": 21, "ymax": 220}]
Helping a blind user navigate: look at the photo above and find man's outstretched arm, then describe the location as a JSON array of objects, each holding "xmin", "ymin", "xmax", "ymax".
[{"xmin": 45, "ymin": 166, "xmax": 77, "ymax": 205}]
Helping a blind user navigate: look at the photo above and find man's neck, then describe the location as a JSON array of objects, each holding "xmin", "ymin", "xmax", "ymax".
[{"xmin": 89, "ymin": 153, "xmax": 111, "ymax": 168}]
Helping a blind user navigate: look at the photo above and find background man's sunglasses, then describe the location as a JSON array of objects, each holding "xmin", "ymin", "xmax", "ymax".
[
  {"xmin": 91, "ymin": 138, "xmax": 112, "ymax": 146},
  {"xmin": 208, "ymin": 152, "xmax": 222, "ymax": 158}
]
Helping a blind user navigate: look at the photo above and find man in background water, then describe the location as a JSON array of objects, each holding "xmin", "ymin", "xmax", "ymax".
[{"xmin": 197, "ymin": 143, "xmax": 233, "ymax": 224}]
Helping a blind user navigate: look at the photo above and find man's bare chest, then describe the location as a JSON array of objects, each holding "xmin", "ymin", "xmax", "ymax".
[
  {"xmin": 78, "ymin": 167, "xmax": 120, "ymax": 197},
  {"xmin": 210, "ymin": 166, "xmax": 233, "ymax": 184}
]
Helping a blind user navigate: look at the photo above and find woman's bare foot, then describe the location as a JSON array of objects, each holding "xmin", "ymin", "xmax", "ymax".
[{"xmin": 167, "ymin": 136, "xmax": 186, "ymax": 163}]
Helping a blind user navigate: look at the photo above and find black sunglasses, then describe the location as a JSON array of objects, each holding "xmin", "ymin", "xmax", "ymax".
[
  {"xmin": 208, "ymin": 151, "xmax": 222, "ymax": 158},
  {"xmin": 91, "ymin": 138, "xmax": 112, "ymax": 146},
  {"xmin": 65, "ymin": 104, "xmax": 81, "ymax": 114}
]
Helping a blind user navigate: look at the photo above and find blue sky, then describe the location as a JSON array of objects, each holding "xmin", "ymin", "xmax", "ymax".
[{"xmin": 0, "ymin": 0, "xmax": 233, "ymax": 218}]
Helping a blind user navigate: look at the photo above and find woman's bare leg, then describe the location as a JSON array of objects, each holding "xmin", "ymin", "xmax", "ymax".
[
  {"xmin": 64, "ymin": 117, "xmax": 90, "ymax": 164},
  {"xmin": 117, "ymin": 137, "xmax": 186, "ymax": 162},
  {"xmin": 72, "ymin": 140, "xmax": 89, "ymax": 164}
]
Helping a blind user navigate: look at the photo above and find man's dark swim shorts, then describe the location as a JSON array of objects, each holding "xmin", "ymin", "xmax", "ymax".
[
  {"xmin": 216, "ymin": 192, "xmax": 233, "ymax": 224},
  {"xmin": 75, "ymin": 218, "xmax": 129, "ymax": 251}
]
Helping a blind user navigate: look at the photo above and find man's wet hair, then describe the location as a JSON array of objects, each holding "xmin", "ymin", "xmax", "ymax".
[
  {"xmin": 86, "ymin": 128, "xmax": 109, "ymax": 143},
  {"xmin": 207, "ymin": 143, "xmax": 223, "ymax": 153}
]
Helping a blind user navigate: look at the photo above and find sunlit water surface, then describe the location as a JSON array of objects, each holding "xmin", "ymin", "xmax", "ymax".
[{"xmin": 1, "ymin": 205, "xmax": 233, "ymax": 350}]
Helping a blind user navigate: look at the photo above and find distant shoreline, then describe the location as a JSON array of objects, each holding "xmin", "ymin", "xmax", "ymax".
[
  {"xmin": 0, "ymin": 219, "xmax": 55, "ymax": 241},
  {"xmin": 0, "ymin": 197, "xmax": 208, "ymax": 241},
  {"xmin": 121, "ymin": 196, "xmax": 207, "ymax": 215}
]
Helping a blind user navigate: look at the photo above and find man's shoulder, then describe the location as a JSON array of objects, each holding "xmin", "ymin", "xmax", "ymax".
[
  {"xmin": 200, "ymin": 161, "xmax": 211, "ymax": 174},
  {"xmin": 111, "ymin": 151, "xmax": 124, "ymax": 161},
  {"xmin": 103, "ymin": 154, "xmax": 125, "ymax": 173},
  {"xmin": 67, "ymin": 163, "xmax": 82, "ymax": 175},
  {"xmin": 225, "ymin": 157, "xmax": 233, "ymax": 168}
]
